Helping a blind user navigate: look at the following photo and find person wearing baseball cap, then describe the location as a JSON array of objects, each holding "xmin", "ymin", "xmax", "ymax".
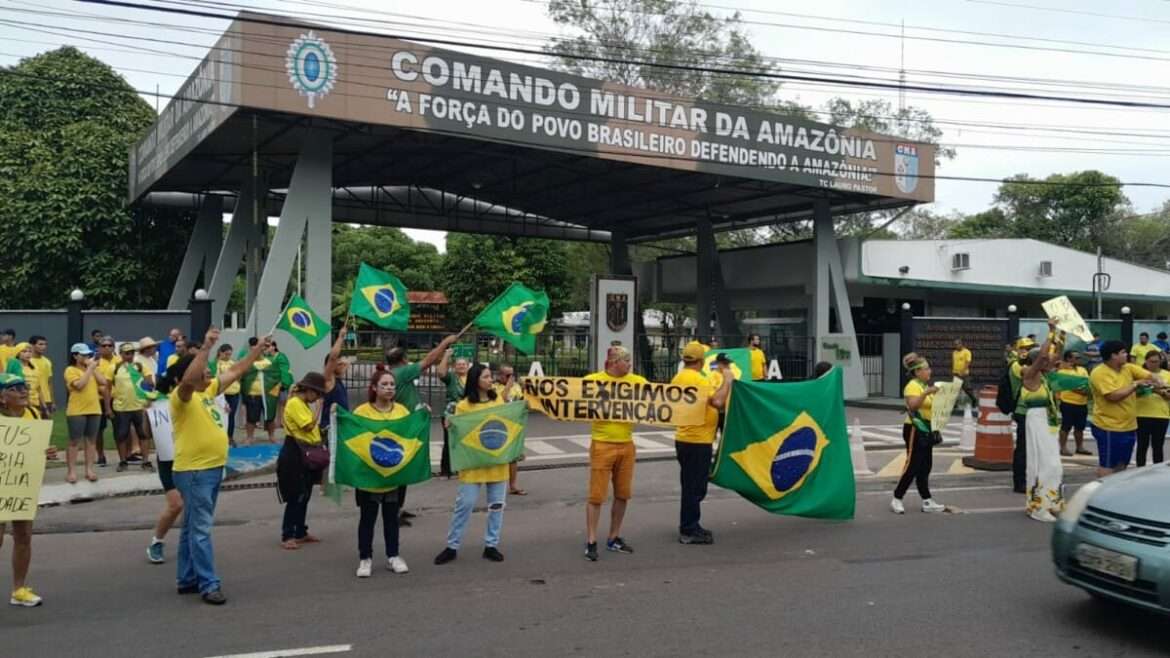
[
  {"xmin": 670, "ymin": 341, "xmax": 732, "ymax": 544},
  {"xmin": 64, "ymin": 342, "xmax": 107, "ymax": 484},
  {"xmin": 1090, "ymin": 340, "xmax": 1158, "ymax": 477},
  {"xmin": 0, "ymin": 372, "xmax": 55, "ymax": 607},
  {"xmin": 582, "ymin": 345, "xmax": 647, "ymax": 562},
  {"xmin": 1007, "ymin": 335, "xmax": 1039, "ymax": 493}
]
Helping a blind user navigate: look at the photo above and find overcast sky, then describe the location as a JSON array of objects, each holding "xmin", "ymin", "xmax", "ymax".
[{"xmin": 3, "ymin": 0, "xmax": 1168, "ymax": 251}]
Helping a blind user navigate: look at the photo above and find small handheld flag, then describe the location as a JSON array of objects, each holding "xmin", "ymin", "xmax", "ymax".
[
  {"xmin": 349, "ymin": 262, "xmax": 411, "ymax": 330},
  {"xmin": 703, "ymin": 347, "xmax": 753, "ymax": 381},
  {"xmin": 275, "ymin": 294, "xmax": 328, "ymax": 349},
  {"xmin": 127, "ymin": 365, "xmax": 159, "ymax": 402},
  {"xmin": 447, "ymin": 401, "xmax": 527, "ymax": 471},
  {"xmin": 472, "ymin": 283, "xmax": 549, "ymax": 354}
]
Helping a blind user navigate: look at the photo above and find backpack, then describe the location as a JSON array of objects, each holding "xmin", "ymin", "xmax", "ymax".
[{"xmin": 994, "ymin": 366, "xmax": 1021, "ymax": 415}]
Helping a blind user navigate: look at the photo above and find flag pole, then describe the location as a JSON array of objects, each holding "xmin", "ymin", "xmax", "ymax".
[{"xmin": 453, "ymin": 320, "xmax": 475, "ymax": 342}]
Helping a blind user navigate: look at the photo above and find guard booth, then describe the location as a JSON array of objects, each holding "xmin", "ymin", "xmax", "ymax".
[{"xmin": 131, "ymin": 11, "xmax": 936, "ymax": 398}]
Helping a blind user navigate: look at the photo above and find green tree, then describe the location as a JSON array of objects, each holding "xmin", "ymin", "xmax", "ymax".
[
  {"xmin": 545, "ymin": 0, "xmax": 781, "ymax": 107},
  {"xmin": 1100, "ymin": 201, "xmax": 1170, "ymax": 269},
  {"xmin": 440, "ymin": 235, "xmax": 573, "ymax": 326},
  {"xmin": 330, "ymin": 224, "xmax": 443, "ymax": 319},
  {"xmin": 947, "ymin": 172, "xmax": 1130, "ymax": 253},
  {"xmin": 0, "ymin": 47, "xmax": 182, "ymax": 309}
]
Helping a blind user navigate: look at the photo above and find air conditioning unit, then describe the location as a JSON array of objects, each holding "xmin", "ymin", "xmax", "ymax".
[
  {"xmin": 951, "ymin": 252, "xmax": 970, "ymax": 271},
  {"xmin": 1038, "ymin": 260, "xmax": 1053, "ymax": 277}
]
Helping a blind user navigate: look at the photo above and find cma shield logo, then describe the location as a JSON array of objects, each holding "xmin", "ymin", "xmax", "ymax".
[
  {"xmin": 894, "ymin": 143, "xmax": 919, "ymax": 194},
  {"xmin": 286, "ymin": 31, "xmax": 338, "ymax": 109}
]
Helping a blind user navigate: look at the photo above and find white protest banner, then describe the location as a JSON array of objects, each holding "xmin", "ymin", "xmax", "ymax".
[
  {"xmin": 931, "ymin": 378, "xmax": 964, "ymax": 432},
  {"xmin": 1042, "ymin": 296, "xmax": 1093, "ymax": 342},
  {"xmin": 0, "ymin": 416, "xmax": 52, "ymax": 522}
]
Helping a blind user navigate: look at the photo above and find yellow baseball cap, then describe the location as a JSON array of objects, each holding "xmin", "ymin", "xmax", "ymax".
[
  {"xmin": 682, "ymin": 341, "xmax": 707, "ymax": 362},
  {"xmin": 1016, "ymin": 337, "xmax": 1037, "ymax": 350}
]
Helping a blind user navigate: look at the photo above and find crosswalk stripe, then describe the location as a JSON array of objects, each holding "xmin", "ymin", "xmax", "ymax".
[
  {"xmin": 524, "ymin": 439, "xmax": 563, "ymax": 455},
  {"xmin": 947, "ymin": 458, "xmax": 976, "ymax": 475},
  {"xmin": 567, "ymin": 437, "xmax": 593, "ymax": 450},
  {"xmin": 633, "ymin": 436, "xmax": 672, "ymax": 451},
  {"xmin": 876, "ymin": 452, "xmax": 907, "ymax": 478}
]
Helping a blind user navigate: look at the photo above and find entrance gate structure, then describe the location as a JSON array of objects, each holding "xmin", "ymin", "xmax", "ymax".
[{"xmin": 131, "ymin": 11, "xmax": 936, "ymax": 398}]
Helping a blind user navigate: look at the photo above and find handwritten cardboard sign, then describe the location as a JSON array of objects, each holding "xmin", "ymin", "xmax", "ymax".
[{"xmin": 0, "ymin": 416, "xmax": 52, "ymax": 521}]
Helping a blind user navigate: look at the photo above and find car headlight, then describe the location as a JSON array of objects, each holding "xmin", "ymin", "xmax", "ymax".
[{"xmin": 1061, "ymin": 480, "xmax": 1102, "ymax": 526}]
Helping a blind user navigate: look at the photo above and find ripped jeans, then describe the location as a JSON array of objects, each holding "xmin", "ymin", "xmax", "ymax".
[{"xmin": 445, "ymin": 481, "xmax": 507, "ymax": 550}]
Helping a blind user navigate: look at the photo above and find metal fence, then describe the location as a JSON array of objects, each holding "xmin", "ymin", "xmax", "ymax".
[{"xmin": 338, "ymin": 330, "xmax": 888, "ymax": 405}]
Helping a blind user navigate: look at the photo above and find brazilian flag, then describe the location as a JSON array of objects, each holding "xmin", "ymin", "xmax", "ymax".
[
  {"xmin": 348, "ymin": 262, "xmax": 411, "ymax": 331},
  {"xmin": 447, "ymin": 401, "xmax": 527, "ymax": 471},
  {"xmin": 127, "ymin": 365, "xmax": 159, "ymax": 402},
  {"xmin": 711, "ymin": 368, "xmax": 855, "ymax": 519},
  {"xmin": 275, "ymin": 294, "xmax": 328, "ymax": 349},
  {"xmin": 472, "ymin": 282, "xmax": 549, "ymax": 354},
  {"xmin": 331, "ymin": 407, "xmax": 432, "ymax": 490},
  {"xmin": 703, "ymin": 347, "xmax": 752, "ymax": 381},
  {"xmin": 1046, "ymin": 370, "xmax": 1089, "ymax": 394}
]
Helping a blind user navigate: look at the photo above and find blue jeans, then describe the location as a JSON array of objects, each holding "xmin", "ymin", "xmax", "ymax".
[
  {"xmin": 173, "ymin": 467, "xmax": 224, "ymax": 594},
  {"xmin": 445, "ymin": 481, "xmax": 506, "ymax": 550}
]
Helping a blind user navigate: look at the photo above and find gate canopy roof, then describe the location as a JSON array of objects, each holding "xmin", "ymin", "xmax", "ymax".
[{"xmin": 131, "ymin": 12, "xmax": 935, "ymax": 242}]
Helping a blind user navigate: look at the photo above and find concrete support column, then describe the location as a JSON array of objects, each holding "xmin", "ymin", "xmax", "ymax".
[
  {"xmin": 189, "ymin": 294, "xmax": 213, "ymax": 342},
  {"xmin": 208, "ymin": 180, "xmax": 267, "ymax": 323},
  {"xmin": 250, "ymin": 128, "xmax": 333, "ymax": 379},
  {"xmin": 66, "ymin": 292, "xmax": 84, "ymax": 347},
  {"xmin": 610, "ymin": 230, "xmax": 630, "ymax": 276},
  {"xmin": 695, "ymin": 218, "xmax": 713, "ymax": 339},
  {"xmin": 812, "ymin": 198, "xmax": 867, "ymax": 398},
  {"xmin": 168, "ymin": 195, "xmax": 224, "ymax": 310},
  {"xmin": 1121, "ymin": 306, "xmax": 1134, "ymax": 345}
]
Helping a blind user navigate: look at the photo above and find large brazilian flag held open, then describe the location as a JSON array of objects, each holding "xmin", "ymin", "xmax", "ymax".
[
  {"xmin": 330, "ymin": 407, "xmax": 431, "ymax": 490},
  {"xmin": 711, "ymin": 367, "xmax": 855, "ymax": 519},
  {"xmin": 348, "ymin": 262, "xmax": 411, "ymax": 331},
  {"xmin": 447, "ymin": 401, "xmax": 527, "ymax": 472}
]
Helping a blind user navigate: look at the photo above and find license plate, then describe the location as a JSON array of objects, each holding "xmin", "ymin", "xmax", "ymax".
[{"xmin": 1075, "ymin": 543, "xmax": 1139, "ymax": 582}]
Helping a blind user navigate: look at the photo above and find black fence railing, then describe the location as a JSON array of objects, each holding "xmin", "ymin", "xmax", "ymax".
[{"xmin": 338, "ymin": 331, "xmax": 889, "ymax": 404}]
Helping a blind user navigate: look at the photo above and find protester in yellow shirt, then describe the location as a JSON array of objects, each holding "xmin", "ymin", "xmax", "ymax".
[
  {"xmin": 29, "ymin": 336, "xmax": 53, "ymax": 414},
  {"xmin": 215, "ymin": 345, "xmax": 241, "ymax": 444},
  {"xmin": 112, "ymin": 342, "xmax": 153, "ymax": 473},
  {"xmin": 93, "ymin": 338, "xmax": 118, "ymax": 468},
  {"xmin": 1056, "ymin": 351, "xmax": 1091, "ymax": 457},
  {"xmin": 160, "ymin": 327, "xmax": 267, "ymax": 605},
  {"xmin": 277, "ymin": 372, "xmax": 327, "ymax": 550},
  {"xmin": 0, "ymin": 372, "xmax": 56, "ymax": 608},
  {"xmin": 747, "ymin": 334, "xmax": 766, "ymax": 380},
  {"xmin": 64, "ymin": 343, "xmax": 107, "ymax": 484},
  {"xmin": 951, "ymin": 338, "xmax": 977, "ymax": 407},
  {"xmin": 493, "ymin": 363, "xmax": 527, "ymax": 496},
  {"xmin": 1131, "ymin": 332, "xmax": 1156, "ymax": 364},
  {"xmin": 0, "ymin": 328, "xmax": 16, "ymax": 372},
  {"xmin": 434, "ymin": 363, "xmax": 511, "ymax": 567},
  {"xmin": 670, "ymin": 341, "xmax": 732, "ymax": 544},
  {"xmin": 891, "ymin": 352, "xmax": 946, "ymax": 515},
  {"xmin": 350, "ymin": 368, "xmax": 412, "ymax": 578},
  {"xmin": 1135, "ymin": 350, "xmax": 1170, "ymax": 467},
  {"xmin": 582, "ymin": 345, "xmax": 647, "ymax": 561},
  {"xmin": 10, "ymin": 343, "xmax": 42, "ymax": 414},
  {"xmin": 1090, "ymin": 340, "xmax": 1157, "ymax": 477}
]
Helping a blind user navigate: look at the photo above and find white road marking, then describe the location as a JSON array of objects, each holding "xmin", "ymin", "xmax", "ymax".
[
  {"xmin": 633, "ymin": 436, "xmax": 671, "ymax": 451},
  {"xmin": 205, "ymin": 644, "xmax": 353, "ymax": 658},
  {"xmin": 524, "ymin": 439, "xmax": 564, "ymax": 455}
]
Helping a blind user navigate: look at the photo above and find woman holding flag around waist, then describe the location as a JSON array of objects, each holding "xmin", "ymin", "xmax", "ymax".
[
  {"xmin": 891, "ymin": 353, "xmax": 946, "ymax": 515},
  {"xmin": 434, "ymin": 363, "xmax": 509, "ymax": 566}
]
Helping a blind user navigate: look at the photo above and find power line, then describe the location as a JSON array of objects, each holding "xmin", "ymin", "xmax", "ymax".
[
  {"xmin": 65, "ymin": 0, "xmax": 1170, "ymax": 112},
  {"xmin": 3, "ymin": 64, "xmax": 1168, "ymax": 192}
]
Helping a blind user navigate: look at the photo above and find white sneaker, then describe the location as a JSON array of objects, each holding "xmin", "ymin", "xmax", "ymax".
[
  {"xmin": 1028, "ymin": 509, "xmax": 1058, "ymax": 523},
  {"xmin": 921, "ymin": 499, "xmax": 946, "ymax": 513},
  {"xmin": 356, "ymin": 559, "xmax": 372, "ymax": 578},
  {"xmin": 890, "ymin": 498, "xmax": 905, "ymax": 514},
  {"xmin": 387, "ymin": 556, "xmax": 409, "ymax": 574}
]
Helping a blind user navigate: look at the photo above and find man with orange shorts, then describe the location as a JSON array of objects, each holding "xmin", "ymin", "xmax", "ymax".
[{"xmin": 583, "ymin": 346, "xmax": 646, "ymax": 562}]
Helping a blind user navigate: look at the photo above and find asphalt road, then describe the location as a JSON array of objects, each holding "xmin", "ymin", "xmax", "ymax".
[{"xmin": 4, "ymin": 459, "xmax": 1167, "ymax": 657}]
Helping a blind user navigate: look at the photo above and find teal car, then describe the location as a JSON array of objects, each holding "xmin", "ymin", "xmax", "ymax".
[{"xmin": 1052, "ymin": 465, "xmax": 1170, "ymax": 614}]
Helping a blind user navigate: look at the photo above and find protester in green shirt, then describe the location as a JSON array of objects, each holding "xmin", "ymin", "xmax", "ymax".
[{"xmin": 436, "ymin": 348, "xmax": 470, "ymax": 478}]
